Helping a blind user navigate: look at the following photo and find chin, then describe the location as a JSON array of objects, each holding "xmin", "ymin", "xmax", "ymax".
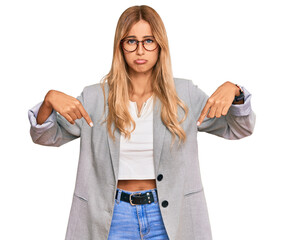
[
  {"xmin": 136, "ymin": 69, "xmax": 152, "ymax": 74},
  {"xmin": 134, "ymin": 65, "xmax": 153, "ymax": 73}
]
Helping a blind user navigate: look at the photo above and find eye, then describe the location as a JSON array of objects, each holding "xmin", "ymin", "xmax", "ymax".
[
  {"xmin": 127, "ymin": 39, "xmax": 137, "ymax": 44},
  {"xmin": 145, "ymin": 39, "xmax": 154, "ymax": 44}
]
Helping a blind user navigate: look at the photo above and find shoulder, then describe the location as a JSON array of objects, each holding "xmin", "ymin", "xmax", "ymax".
[
  {"xmin": 82, "ymin": 82, "xmax": 105, "ymax": 94},
  {"xmin": 173, "ymin": 77, "xmax": 193, "ymax": 89},
  {"xmin": 81, "ymin": 82, "xmax": 108, "ymax": 99},
  {"xmin": 173, "ymin": 77, "xmax": 196, "ymax": 97},
  {"xmin": 78, "ymin": 82, "xmax": 108, "ymax": 109},
  {"xmin": 174, "ymin": 77, "xmax": 206, "ymax": 95},
  {"xmin": 173, "ymin": 77, "xmax": 208, "ymax": 105},
  {"xmin": 82, "ymin": 79, "xmax": 192, "ymax": 94},
  {"xmin": 172, "ymin": 77, "xmax": 193, "ymax": 103},
  {"xmin": 79, "ymin": 82, "xmax": 107, "ymax": 114}
]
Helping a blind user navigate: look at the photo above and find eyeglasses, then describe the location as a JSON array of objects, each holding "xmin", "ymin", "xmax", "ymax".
[{"xmin": 120, "ymin": 38, "xmax": 159, "ymax": 52}]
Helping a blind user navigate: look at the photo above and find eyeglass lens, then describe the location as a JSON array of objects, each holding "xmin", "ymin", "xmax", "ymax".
[{"xmin": 122, "ymin": 39, "xmax": 158, "ymax": 51}]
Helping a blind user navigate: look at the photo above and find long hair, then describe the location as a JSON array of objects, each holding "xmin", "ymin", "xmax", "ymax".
[{"xmin": 99, "ymin": 5, "xmax": 189, "ymax": 148}]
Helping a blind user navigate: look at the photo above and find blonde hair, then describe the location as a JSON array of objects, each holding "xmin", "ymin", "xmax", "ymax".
[{"xmin": 99, "ymin": 5, "xmax": 189, "ymax": 148}]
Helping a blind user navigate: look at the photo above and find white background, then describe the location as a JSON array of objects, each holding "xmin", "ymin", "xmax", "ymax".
[{"xmin": 1, "ymin": 0, "xmax": 283, "ymax": 239}]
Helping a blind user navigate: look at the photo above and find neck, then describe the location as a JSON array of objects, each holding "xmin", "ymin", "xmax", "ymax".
[{"xmin": 128, "ymin": 70, "xmax": 153, "ymax": 97}]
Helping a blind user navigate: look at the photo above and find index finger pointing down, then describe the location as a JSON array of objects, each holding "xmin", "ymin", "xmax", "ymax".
[
  {"xmin": 197, "ymin": 101, "xmax": 212, "ymax": 126},
  {"xmin": 78, "ymin": 104, "xmax": 93, "ymax": 127}
]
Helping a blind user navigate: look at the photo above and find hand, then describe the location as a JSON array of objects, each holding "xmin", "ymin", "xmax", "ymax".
[
  {"xmin": 197, "ymin": 81, "xmax": 240, "ymax": 126},
  {"xmin": 44, "ymin": 90, "xmax": 93, "ymax": 127}
]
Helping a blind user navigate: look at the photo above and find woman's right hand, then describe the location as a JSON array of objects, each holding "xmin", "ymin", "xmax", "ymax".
[{"xmin": 44, "ymin": 90, "xmax": 93, "ymax": 127}]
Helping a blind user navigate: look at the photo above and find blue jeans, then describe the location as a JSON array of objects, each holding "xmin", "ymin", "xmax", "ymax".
[{"xmin": 107, "ymin": 188, "xmax": 170, "ymax": 240}]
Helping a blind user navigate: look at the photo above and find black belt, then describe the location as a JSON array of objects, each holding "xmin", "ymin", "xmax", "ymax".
[{"xmin": 115, "ymin": 189, "xmax": 158, "ymax": 205}]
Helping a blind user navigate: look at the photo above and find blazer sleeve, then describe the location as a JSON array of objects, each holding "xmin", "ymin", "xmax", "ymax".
[
  {"xmin": 188, "ymin": 80, "xmax": 256, "ymax": 140},
  {"xmin": 28, "ymin": 90, "xmax": 85, "ymax": 147}
]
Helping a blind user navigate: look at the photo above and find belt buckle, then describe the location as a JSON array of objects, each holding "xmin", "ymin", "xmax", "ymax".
[{"xmin": 129, "ymin": 192, "xmax": 141, "ymax": 206}]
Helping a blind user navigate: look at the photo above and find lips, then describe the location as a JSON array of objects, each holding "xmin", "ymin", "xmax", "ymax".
[{"xmin": 135, "ymin": 59, "xmax": 147, "ymax": 64}]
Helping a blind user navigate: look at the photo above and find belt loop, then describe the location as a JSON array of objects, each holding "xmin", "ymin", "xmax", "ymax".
[
  {"xmin": 151, "ymin": 189, "xmax": 158, "ymax": 203},
  {"xmin": 116, "ymin": 189, "xmax": 122, "ymax": 204}
]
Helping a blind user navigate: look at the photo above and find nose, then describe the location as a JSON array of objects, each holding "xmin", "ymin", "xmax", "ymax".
[{"xmin": 137, "ymin": 41, "xmax": 145, "ymax": 55}]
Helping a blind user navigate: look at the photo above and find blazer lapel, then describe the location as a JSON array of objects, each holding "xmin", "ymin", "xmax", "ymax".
[{"xmin": 104, "ymin": 91, "xmax": 166, "ymax": 182}]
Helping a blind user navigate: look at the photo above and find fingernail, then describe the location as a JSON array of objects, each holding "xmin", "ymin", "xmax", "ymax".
[
  {"xmin": 90, "ymin": 122, "xmax": 93, "ymax": 127},
  {"xmin": 197, "ymin": 121, "xmax": 200, "ymax": 126}
]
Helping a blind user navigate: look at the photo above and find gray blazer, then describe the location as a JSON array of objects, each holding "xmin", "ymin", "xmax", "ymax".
[{"xmin": 28, "ymin": 78, "xmax": 256, "ymax": 240}]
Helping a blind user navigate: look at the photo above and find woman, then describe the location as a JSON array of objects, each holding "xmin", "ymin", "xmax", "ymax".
[{"xmin": 28, "ymin": 5, "xmax": 256, "ymax": 240}]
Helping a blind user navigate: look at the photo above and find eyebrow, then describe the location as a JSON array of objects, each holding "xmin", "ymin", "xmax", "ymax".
[{"xmin": 125, "ymin": 35, "xmax": 154, "ymax": 38}]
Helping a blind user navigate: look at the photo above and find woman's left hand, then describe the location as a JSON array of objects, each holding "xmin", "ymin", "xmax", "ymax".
[{"xmin": 197, "ymin": 81, "xmax": 241, "ymax": 126}]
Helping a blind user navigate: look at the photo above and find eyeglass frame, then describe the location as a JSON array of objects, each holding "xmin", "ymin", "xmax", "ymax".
[{"xmin": 120, "ymin": 37, "xmax": 159, "ymax": 52}]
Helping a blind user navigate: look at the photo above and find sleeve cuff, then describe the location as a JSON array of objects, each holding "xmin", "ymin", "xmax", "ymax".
[
  {"xmin": 28, "ymin": 101, "xmax": 57, "ymax": 133},
  {"xmin": 228, "ymin": 86, "xmax": 252, "ymax": 116}
]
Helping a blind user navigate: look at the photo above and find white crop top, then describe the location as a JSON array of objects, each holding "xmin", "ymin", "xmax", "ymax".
[{"xmin": 118, "ymin": 95, "xmax": 155, "ymax": 180}]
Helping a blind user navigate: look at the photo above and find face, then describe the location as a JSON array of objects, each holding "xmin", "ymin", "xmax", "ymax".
[{"xmin": 121, "ymin": 20, "xmax": 160, "ymax": 77}]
